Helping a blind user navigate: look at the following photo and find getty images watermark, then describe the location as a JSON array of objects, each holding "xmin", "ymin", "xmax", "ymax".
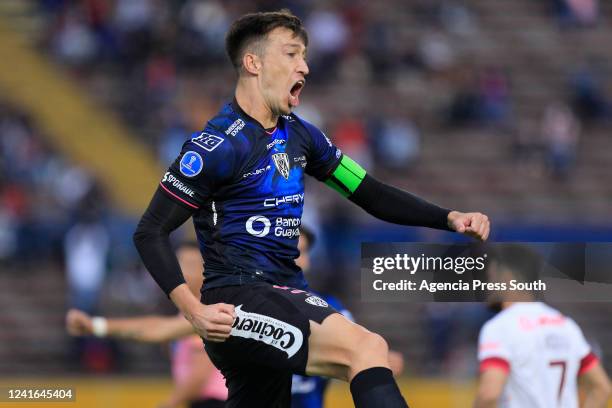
[
  {"xmin": 371, "ymin": 252, "xmax": 545, "ymax": 293},
  {"xmin": 361, "ymin": 243, "xmax": 612, "ymax": 302}
]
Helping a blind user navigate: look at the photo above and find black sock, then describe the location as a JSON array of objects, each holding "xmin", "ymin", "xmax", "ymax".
[{"xmin": 350, "ymin": 367, "xmax": 409, "ymax": 408}]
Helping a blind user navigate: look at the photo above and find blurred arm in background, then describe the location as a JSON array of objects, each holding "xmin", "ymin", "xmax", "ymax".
[
  {"xmin": 65, "ymin": 308, "xmax": 194, "ymax": 343},
  {"xmin": 66, "ymin": 309, "xmax": 224, "ymax": 408},
  {"xmin": 473, "ymin": 368, "xmax": 508, "ymax": 408},
  {"xmin": 578, "ymin": 361, "xmax": 611, "ymax": 408}
]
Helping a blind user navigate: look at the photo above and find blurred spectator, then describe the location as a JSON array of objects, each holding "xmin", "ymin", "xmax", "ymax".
[
  {"xmin": 0, "ymin": 105, "xmax": 86, "ymax": 262},
  {"xmin": 371, "ymin": 106, "xmax": 421, "ymax": 170},
  {"xmin": 445, "ymin": 66, "xmax": 511, "ymax": 127},
  {"xmin": 113, "ymin": 0, "xmax": 155, "ymax": 33},
  {"xmin": 65, "ymin": 211, "xmax": 109, "ymax": 314},
  {"xmin": 305, "ymin": 6, "xmax": 349, "ymax": 79},
  {"xmin": 179, "ymin": 0, "xmax": 230, "ymax": 61},
  {"xmin": 439, "ymin": 1, "xmax": 478, "ymax": 37},
  {"xmin": 512, "ymin": 119, "xmax": 545, "ymax": 176},
  {"xmin": 332, "ymin": 115, "xmax": 372, "ymax": 170},
  {"xmin": 54, "ymin": 166, "xmax": 94, "ymax": 210},
  {"xmin": 553, "ymin": 0, "xmax": 599, "ymax": 27},
  {"xmin": 445, "ymin": 67, "xmax": 481, "ymax": 126},
  {"xmin": 158, "ymin": 109, "xmax": 189, "ymax": 165},
  {"xmin": 64, "ymin": 184, "xmax": 110, "ymax": 308},
  {"xmin": 53, "ymin": 8, "xmax": 98, "ymax": 67},
  {"xmin": 541, "ymin": 102, "xmax": 581, "ymax": 180},
  {"xmin": 477, "ymin": 66, "xmax": 511, "ymax": 125},
  {"xmin": 569, "ymin": 64, "xmax": 611, "ymax": 123},
  {"xmin": 0, "ymin": 206, "xmax": 17, "ymax": 261},
  {"xmin": 418, "ymin": 30, "xmax": 455, "ymax": 72}
]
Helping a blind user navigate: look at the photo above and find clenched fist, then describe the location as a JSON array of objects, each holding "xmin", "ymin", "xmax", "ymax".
[
  {"xmin": 186, "ymin": 303, "xmax": 236, "ymax": 342},
  {"xmin": 448, "ymin": 211, "xmax": 490, "ymax": 241}
]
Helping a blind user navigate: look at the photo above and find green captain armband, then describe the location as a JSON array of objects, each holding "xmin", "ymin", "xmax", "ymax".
[{"xmin": 324, "ymin": 155, "xmax": 367, "ymax": 197}]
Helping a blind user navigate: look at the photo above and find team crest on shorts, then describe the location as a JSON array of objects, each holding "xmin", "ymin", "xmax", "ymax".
[
  {"xmin": 231, "ymin": 305, "xmax": 303, "ymax": 358},
  {"xmin": 305, "ymin": 296, "xmax": 328, "ymax": 308},
  {"xmin": 272, "ymin": 153, "xmax": 290, "ymax": 180},
  {"xmin": 180, "ymin": 151, "xmax": 203, "ymax": 177}
]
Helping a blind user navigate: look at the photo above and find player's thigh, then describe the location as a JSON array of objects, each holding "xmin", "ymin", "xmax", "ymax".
[{"xmin": 306, "ymin": 313, "xmax": 390, "ymax": 381}]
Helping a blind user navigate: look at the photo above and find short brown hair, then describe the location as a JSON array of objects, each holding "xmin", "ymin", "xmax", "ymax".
[{"xmin": 225, "ymin": 9, "xmax": 308, "ymax": 71}]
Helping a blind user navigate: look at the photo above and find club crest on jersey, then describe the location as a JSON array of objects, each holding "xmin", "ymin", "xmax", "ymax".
[
  {"xmin": 180, "ymin": 151, "xmax": 203, "ymax": 177},
  {"xmin": 305, "ymin": 296, "xmax": 328, "ymax": 308},
  {"xmin": 272, "ymin": 153, "xmax": 290, "ymax": 180}
]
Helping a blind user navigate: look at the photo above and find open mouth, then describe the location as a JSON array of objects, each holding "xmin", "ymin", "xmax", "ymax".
[{"xmin": 288, "ymin": 80, "xmax": 305, "ymax": 107}]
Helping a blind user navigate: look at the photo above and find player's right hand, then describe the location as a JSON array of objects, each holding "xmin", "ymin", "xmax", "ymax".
[
  {"xmin": 188, "ymin": 303, "xmax": 235, "ymax": 342},
  {"xmin": 65, "ymin": 309, "xmax": 93, "ymax": 336}
]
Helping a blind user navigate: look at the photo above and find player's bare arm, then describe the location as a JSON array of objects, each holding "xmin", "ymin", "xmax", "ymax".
[
  {"xmin": 579, "ymin": 361, "xmax": 611, "ymax": 408},
  {"xmin": 65, "ymin": 308, "xmax": 195, "ymax": 343},
  {"xmin": 474, "ymin": 368, "xmax": 509, "ymax": 408}
]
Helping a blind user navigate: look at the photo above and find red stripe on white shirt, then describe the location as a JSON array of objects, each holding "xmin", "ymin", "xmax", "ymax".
[
  {"xmin": 579, "ymin": 352, "xmax": 598, "ymax": 375},
  {"xmin": 480, "ymin": 357, "xmax": 510, "ymax": 374}
]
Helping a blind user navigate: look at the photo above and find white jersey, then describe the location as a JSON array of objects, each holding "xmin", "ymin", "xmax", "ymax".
[{"xmin": 478, "ymin": 302, "xmax": 598, "ymax": 408}]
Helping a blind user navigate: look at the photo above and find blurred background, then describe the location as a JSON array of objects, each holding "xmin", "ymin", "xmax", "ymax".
[{"xmin": 0, "ymin": 0, "xmax": 611, "ymax": 406}]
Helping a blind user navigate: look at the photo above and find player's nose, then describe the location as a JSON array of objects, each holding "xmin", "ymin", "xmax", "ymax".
[{"xmin": 297, "ymin": 58, "xmax": 309, "ymax": 76}]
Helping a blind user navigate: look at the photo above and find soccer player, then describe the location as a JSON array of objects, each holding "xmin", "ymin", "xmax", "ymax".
[
  {"xmin": 475, "ymin": 245, "xmax": 611, "ymax": 408},
  {"xmin": 133, "ymin": 10, "xmax": 490, "ymax": 408},
  {"xmin": 66, "ymin": 242, "xmax": 227, "ymax": 408},
  {"xmin": 290, "ymin": 226, "xmax": 404, "ymax": 408}
]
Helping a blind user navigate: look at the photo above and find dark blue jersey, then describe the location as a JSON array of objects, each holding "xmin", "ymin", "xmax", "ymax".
[
  {"xmin": 160, "ymin": 100, "xmax": 341, "ymax": 290},
  {"xmin": 291, "ymin": 294, "xmax": 353, "ymax": 408}
]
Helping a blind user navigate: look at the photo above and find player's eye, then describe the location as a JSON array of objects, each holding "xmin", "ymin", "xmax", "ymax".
[{"xmin": 287, "ymin": 52, "xmax": 296, "ymax": 58}]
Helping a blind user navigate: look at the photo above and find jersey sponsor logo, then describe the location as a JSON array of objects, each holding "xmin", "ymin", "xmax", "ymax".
[
  {"xmin": 161, "ymin": 172, "xmax": 195, "ymax": 197},
  {"xmin": 179, "ymin": 151, "xmax": 203, "ymax": 177},
  {"xmin": 192, "ymin": 133, "xmax": 224, "ymax": 152},
  {"xmin": 231, "ymin": 305, "xmax": 303, "ymax": 358},
  {"xmin": 263, "ymin": 193, "xmax": 304, "ymax": 208},
  {"xmin": 275, "ymin": 217, "xmax": 301, "ymax": 238},
  {"xmin": 243, "ymin": 165, "xmax": 272, "ymax": 179},
  {"xmin": 246, "ymin": 215, "xmax": 271, "ymax": 237},
  {"xmin": 245, "ymin": 216, "xmax": 301, "ymax": 238},
  {"xmin": 225, "ymin": 118, "xmax": 245, "ymax": 136},
  {"xmin": 305, "ymin": 296, "xmax": 328, "ymax": 308},
  {"xmin": 266, "ymin": 139, "xmax": 285, "ymax": 150},
  {"xmin": 272, "ymin": 153, "xmax": 290, "ymax": 179}
]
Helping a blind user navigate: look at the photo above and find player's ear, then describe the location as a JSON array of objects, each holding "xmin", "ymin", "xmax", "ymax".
[{"xmin": 243, "ymin": 52, "xmax": 261, "ymax": 75}]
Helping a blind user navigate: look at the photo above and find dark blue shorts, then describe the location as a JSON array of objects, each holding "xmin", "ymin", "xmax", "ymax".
[{"xmin": 202, "ymin": 283, "xmax": 338, "ymax": 408}]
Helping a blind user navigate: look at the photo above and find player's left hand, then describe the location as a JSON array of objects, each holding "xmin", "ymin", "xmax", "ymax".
[{"xmin": 447, "ymin": 211, "xmax": 490, "ymax": 241}]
